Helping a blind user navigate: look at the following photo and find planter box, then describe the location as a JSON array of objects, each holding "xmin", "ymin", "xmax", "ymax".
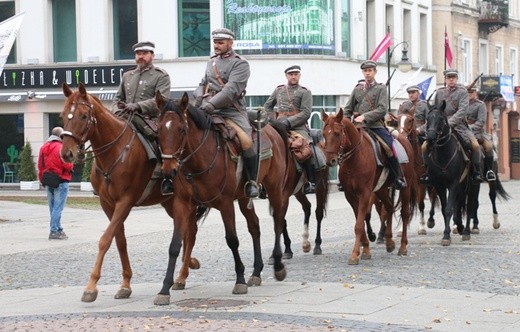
[
  {"xmin": 20, "ymin": 181, "xmax": 40, "ymax": 191},
  {"xmin": 80, "ymin": 182, "xmax": 93, "ymax": 192}
]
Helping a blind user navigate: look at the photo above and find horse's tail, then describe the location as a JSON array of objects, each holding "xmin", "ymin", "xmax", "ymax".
[
  {"xmin": 196, "ymin": 205, "xmax": 211, "ymax": 224},
  {"xmin": 494, "ymin": 176, "xmax": 511, "ymax": 201},
  {"xmin": 319, "ymin": 166, "xmax": 330, "ymax": 217}
]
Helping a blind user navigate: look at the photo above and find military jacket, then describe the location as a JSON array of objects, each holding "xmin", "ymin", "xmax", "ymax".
[
  {"xmin": 344, "ymin": 81, "xmax": 387, "ymax": 129},
  {"xmin": 263, "ymin": 83, "xmax": 312, "ymax": 139},
  {"xmin": 399, "ymin": 99, "xmax": 429, "ymax": 134},
  {"xmin": 193, "ymin": 50, "xmax": 249, "ymax": 111},
  {"xmin": 433, "ymin": 85, "xmax": 468, "ymax": 128},
  {"xmin": 112, "ymin": 64, "xmax": 170, "ymax": 117},
  {"xmin": 467, "ymin": 98, "xmax": 487, "ymax": 139}
]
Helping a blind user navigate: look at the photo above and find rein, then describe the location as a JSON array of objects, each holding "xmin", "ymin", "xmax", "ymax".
[
  {"xmin": 338, "ymin": 123, "xmax": 363, "ymax": 164},
  {"xmin": 427, "ymin": 120, "xmax": 459, "ymax": 173}
]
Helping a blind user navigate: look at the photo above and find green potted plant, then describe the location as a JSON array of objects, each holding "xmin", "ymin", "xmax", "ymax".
[
  {"xmin": 80, "ymin": 152, "xmax": 94, "ymax": 191},
  {"xmin": 18, "ymin": 140, "xmax": 39, "ymax": 190}
]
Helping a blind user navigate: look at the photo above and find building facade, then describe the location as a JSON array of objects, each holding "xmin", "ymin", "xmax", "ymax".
[
  {"xmin": 432, "ymin": 0, "xmax": 520, "ymax": 179},
  {"xmin": 0, "ymin": 0, "xmax": 435, "ymax": 182}
]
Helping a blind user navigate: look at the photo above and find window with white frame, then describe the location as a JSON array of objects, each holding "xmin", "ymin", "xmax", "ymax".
[
  {"xmin": 510, "ymin": 48, "xmax": 518, "ymax": 85},
  {"xmin": 479, "ymin": 41, "xmax": 488, "ymax": 75},
  {"xmin": 462, "ymin": 39, "xmax": 471, "ymax": 84},
  {"xmin": 496, "ymin": 45, "xmax": 503, "ymax": 75}
]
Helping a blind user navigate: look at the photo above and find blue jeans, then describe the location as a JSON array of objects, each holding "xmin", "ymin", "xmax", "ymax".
[{"xmin": 47, "ymin": 182, "xmax": 69, "ymax": 233}]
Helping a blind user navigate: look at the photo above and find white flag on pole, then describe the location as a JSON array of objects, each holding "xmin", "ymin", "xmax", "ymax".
[{"xmin": 0, "ymin": 12, "xmax": 25, "ymax": 77}]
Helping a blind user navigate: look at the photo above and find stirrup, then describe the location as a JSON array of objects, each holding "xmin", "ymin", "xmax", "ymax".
[
  {"xmin": 161, "ymin": 179, "xmax": 174, "ymax": 195},
  {"xmin": 245, "ymin": 180, "xmax": 259, "ymax": 198},
  {"xmin": 303, "ymin": 182, "xmax": 316, "ymax": 194},
  {"xmin": 394, "ymin": 178, "xmax": 406, "ymax": 190},
  {"xmin": 485, "ymin": 170, "xmax": 496, "ymax": 182}
]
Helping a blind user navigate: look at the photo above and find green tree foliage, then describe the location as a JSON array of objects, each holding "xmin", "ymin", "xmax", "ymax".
[{"xmin": 18, "ymin": 140, "xmax": 37, "ymax": 181}]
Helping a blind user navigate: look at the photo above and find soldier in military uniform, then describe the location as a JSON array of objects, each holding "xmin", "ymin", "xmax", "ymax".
[
  {"xmin": 263, "ymin": 65, "xmax": 316, "ymax": 194},
  {"xmin": 345, "ymin": 60, "xmax": 406, "ymax": 190},
  {"xmin": 111, "ymin": 41, "xmax": 173, "ymax": 193},
  {"xmin": 193, "ymin": 28, "xmax": 259, "ymax": 198},
  {"xmin": 420, "ymin": 69, "xmax": 483, "ymax": 184},
  {"xmin": 467, "ymin": 86, "xmax": 495, "ymax": 181},
  {"xmin": 398, "ymin": 85, "xmax": 429, "ymax": 138}
]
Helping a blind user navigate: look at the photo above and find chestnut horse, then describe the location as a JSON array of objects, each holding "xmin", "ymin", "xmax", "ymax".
[
  {"xmin": 154, "ymin": 92, "xmax": 290, "ymax": 305},
  {"xmin": 321, "ymin": 109, "xmax": 417, "ymax": 264},
  {"xmin": 60, "ymin": 83, "xmax": 200, "ymax": 303},
  {"xmin": 391, "ymin": 112, "xmax": 438, "ymax": 235}
]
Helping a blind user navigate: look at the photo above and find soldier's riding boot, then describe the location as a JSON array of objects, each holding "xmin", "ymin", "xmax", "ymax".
[
  {"xmin": 484, "ymin": 156, "xmax": 496, "ymax": 182},
  {"xmin": 419, "ymin": 142, "xmax": 431, "ymax": 184},
  {"xmin": 470, "ymin": 150, "xmax": 484, "ymax": 183},
  {"xmin": 161, "ymin": 178, "xmax": 174, "ymax": 195},
  {"xmin": 243, "ymin": 155, "xmax": 259, "ymax": 198},
  {"xmin": 388, "ymin": 156, "xmax": 406, "ymax": 190},
  {"xmin": 302, "ymin": 159, "xmax": 316, "ymax": 194}
]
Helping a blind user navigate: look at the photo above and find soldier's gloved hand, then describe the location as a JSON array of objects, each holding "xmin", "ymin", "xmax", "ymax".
[
  {"xmin": 200, "ymin": 102, "xmax": 215, "ymax": 114},
  {"xmin": 276, "ymin": 118, "xmax": 291, "ymax": 130},
  {"xmin": 194, "ymin": 96, "xmax": 203, "ymax": 108},
  {"xmin": 117, "ymin": 101, "xmax": 127, "ymax": 110},
  {"xmin": 124, "ymin": 103, "xmax": 141, "ymax": 113}
]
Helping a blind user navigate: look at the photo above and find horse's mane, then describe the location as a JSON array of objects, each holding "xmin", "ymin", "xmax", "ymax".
[{"xmin": 162, "ymin": 98, "xmax": 212, "ymax": 130}]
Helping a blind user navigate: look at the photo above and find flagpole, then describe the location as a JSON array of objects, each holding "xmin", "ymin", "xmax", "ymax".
[
  {"xmin": 444, "ymin": 25, "xmax": 447, "ymax": 87},
  {"xmin": 387, "ymin": 25, "xmax": 391, "ymax": 115}
]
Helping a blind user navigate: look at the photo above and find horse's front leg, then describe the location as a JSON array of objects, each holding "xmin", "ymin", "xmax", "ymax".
[
  {"xmin": 82, "ymin": 204, "xmax": 131, "ymax": 303},
  {"xmin": 348, "ymin": 197, "xmax": 370, "ymax": 265},
  {"xmin": 238, "ymin": 198, "xmax": 264, "ymax": 287},
  {"xmin": 295, "ymin": 191, "xmax": 312, "ymax": 254},
  {"xmin": 172, "ymin": 208, "xmax": 199, "ymax": 290},
  {"xmin": 438, "ymin": 188, "xmax": 453, "ymax": 246},
  {"xmin": 113, "ymin": 223, "xmax": 132, "ymax": 300}
]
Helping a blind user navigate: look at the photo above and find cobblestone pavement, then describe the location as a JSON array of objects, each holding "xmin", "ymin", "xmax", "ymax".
[{"xmin": 1, "ymin": 181, "xmax": 519, "ymax": 331}]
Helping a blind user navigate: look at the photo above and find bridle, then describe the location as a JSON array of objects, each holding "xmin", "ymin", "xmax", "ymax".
[{"xmin": 324, "ymin": 120, "xmax": 363, "ymax": 164}]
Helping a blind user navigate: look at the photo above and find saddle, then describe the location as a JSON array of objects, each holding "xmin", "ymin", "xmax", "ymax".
[{"xmin": 365, "ymin": 129, "xmax": 409, "ymax": 166}]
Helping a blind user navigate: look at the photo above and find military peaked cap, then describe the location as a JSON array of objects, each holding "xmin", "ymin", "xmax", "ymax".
[
  {"xmin": 360, "ymin": 60, "xmax": 377, "ymax": 69},
  {"xmin": 285, "ymin": 65, "xmax": 301, "ymax": 74},
  {"xmin": 443, "ymin": 69, "xmax": 459, "ymax": 77},
  {"xmin": 132, "ymin": 41, "xmax": 155, "ymax": 53},
  {"xmin": 212, "ymin": 28, "xmax": 235, "ymax": 40},
  {"xmin": 467, "ymin": 86, "xmax": 478, "ymax": 93},
  {"xmin": 406, "ymin": 85, "xmax": 421, "ymax": 93}
]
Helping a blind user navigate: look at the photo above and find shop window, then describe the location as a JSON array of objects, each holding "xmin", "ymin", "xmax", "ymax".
[
  {"xmin": 0, "ymin": 1, "xmax": 16, "ymax": 64},
  {"xmin": 178, "ymin": 0, "xmax": 210, "ymax": 57},
  {"xmin": 52, "ymin": 0, "xmax": 77, "ymax": 62},
  {"xmin": 0, "ymin": 114, "xmax": 24, "ymax": 182},
  {"xmin": 113, "ymin": 0, "xmax": 138, "ymax": 60}
]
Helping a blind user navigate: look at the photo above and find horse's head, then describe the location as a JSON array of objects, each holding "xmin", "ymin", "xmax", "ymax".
[
  {"xmin": 396, "ymin": 113, "xmax": 416, "ymax": 138},
  {"xmin": 60, "ymin": 83, "xmax": 97, "ymax": 163},
  {"xmin": 156, "ymin": 91, "xmax": 191, "ymax": 179},
  {"xmin": 321, "ymin": 108, "xmax": 346, "ymax": 167},
  {"xmin": 425, "ymin": 100, "xmax": 449, "ymax": 144}
]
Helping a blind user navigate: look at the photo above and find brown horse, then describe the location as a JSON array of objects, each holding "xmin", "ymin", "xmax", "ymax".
[
  {"xmin": 321, "ymin": 109, "xmax": 417, "ymax": 264},
  {"xmin": 60, "ymin": 83, "xmax": 199, "ymax": 303},
  {"xmin": 391, "ymin": 112, "xmax": 438, "ymax": 235},
  {"xmin": 154, "ymin": 92, "xmax": 290, "ymax": 305}
]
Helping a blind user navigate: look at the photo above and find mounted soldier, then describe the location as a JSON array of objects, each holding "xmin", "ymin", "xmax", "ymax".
[{"xmin": 264, "ymin": 65, "xmax": 316, "ymax": 194}]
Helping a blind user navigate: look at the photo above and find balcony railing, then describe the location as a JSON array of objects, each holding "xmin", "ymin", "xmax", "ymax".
[{"xmin": 479, "ymin": 0, "xmax": 509, "ymax": 33}]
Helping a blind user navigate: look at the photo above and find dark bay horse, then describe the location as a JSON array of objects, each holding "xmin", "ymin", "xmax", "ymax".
[
  {"xmin": 154, "ymin": 92, "xmax": 290, "ymax": 305},
  {"xmin": 321, "ymin": 109, "xmax": 417, "ymax": 264},
  {"xmin": 424, "ymin": 101, "xmax": 470, "ymax": 245},
  {"xmin": 391, "ymin": 112, "xmax": 438, "ymax": 235},
  {"xmin": 60, "ymin": 83, "xmax": 200, "ymax": 303}
]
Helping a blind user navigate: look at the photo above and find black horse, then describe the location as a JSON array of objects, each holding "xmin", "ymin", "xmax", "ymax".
[{"xmin": 424, "ymin": 101, "xmax": 469, "ymax": 246}]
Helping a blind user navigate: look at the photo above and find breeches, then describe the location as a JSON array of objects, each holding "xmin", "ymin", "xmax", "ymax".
[{"xmin": 478, "ymin": 138, "xmax": 494, "ymax": 157}]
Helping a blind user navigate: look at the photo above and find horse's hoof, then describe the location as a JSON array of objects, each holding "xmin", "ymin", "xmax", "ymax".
[
  {"xmin": 302, "ymin": 241, "xmax": 311, "ymax": 253},
  {"xmin": 462, "ymin": 234, "xmax": 471, "ymax": 241},
  {"xmin": 418, "ymin": 229, "xmax": 427, "ymax": 235},
  {"xmin": 493, "ymin": 216, "xmax": 500, "ymax": 229},
  {"xmin": 81, "ymin": 290, "xmax": 98, "ymax": 303},
  {"xmin": 232, "ymin": 283, "xmax": 248, "ymax": 294},
  {"xmin": 274, "ymin": 266, "xmax": 287, "ymax": 281},
  {"xmin": 452, "ymin": 227, "xmax": 458, "ymax": 234},
  {"xmin": 441, "ymin": 239, "xmax": 451, "ymax": 246},
  {"xmin": 313, "ymin": 246, "xmax": 322, "ymax": 255},
  {"xmin": 267, "ymin": 256, "xmax": 274, "ymax": 265},
  {"xmin": 386, "ymin": 243, "xmax": 396, "ymax": 253},
  {"xmin": 247, "ymin": 275, "xmax": 262, "ymax": 287},
  {"xmin": 172, "ymin": 282, "xmax": 186, "ymax": 290},
  {"xmin": 114, "ymin": 287, "xmax": 132, "ymax": 299},
  {"xmin": 427, "ymin": 220, "xmax": 435, "ymax": 229},
  {"xmin": 189, "ymin": 257, "xmax": 201, "ymax": 270},
  {"xmin": 368, "ymin": 232, "xmax": 377, "ymax": 242},
  {"xmin": 154, "ymin": 294, "xmax": 171, "ymax": 306},
  {"xmin": 471, "ymin": 228, "xmax": 480, "ymax": 234},
  {"xmin": 283, "ymin": 252, "xmax": 293, "ymax": 260},
  {"xmin": 398, "ymin": 249, "xmax": 408, "ymax": 256},
  {"xmin": 376, "ymin": 237, "xmax": 385, "ymax": 245},
  {"xmin": 347, "ymin": 257, "xmax": 359, "ymax": 265},
  {"xmin": 361, "ymin": 253, "xmax": 372, "ymax": 260}
]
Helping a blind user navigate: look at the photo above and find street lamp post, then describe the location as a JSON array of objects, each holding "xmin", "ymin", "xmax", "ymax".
[{"xmin": 386, "ymin": 41, "xmax": 412, "ymax": 114}]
